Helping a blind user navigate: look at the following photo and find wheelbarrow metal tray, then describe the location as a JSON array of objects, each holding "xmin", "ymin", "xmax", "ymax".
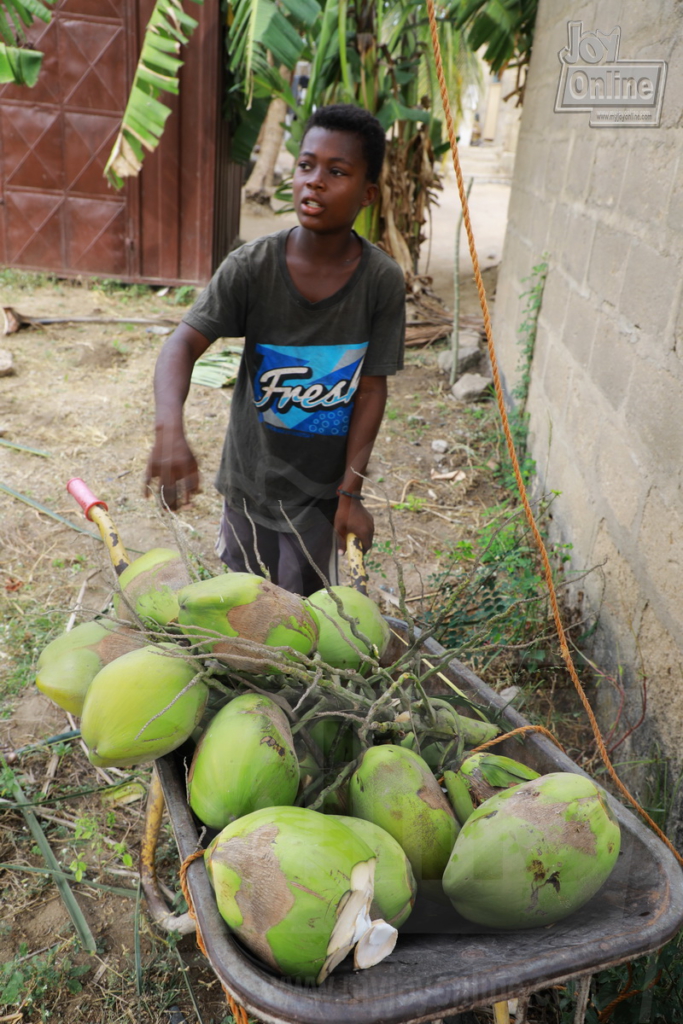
[{"xmin": 157, "ymin": 624, "xmax": 683, "ymax": 1024}]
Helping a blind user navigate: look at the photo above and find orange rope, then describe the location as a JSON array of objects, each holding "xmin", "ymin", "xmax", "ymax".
[
  {"xmin": 471, "ymin": 724, "xmax": 566, "ymax": 754},
  {"xmin": 597, "ymin": 963, "xmax": 663, "ymax": 1022},
  {"xmin": 425, "ymin": 0, "xmax": 683, "ymax": 869},
  {"xmin": 179, "ymin": 849, "xmax": 250, "ymax": 1024}
]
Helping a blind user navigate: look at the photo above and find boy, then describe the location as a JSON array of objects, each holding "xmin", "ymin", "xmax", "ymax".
[{"xmin": 145, "ymin": 104, "xmax": 405, "ymax": 596}]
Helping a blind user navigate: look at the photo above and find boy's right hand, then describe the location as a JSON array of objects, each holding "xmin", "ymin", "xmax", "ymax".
[
  {"xmin": 144, "ymin": 323, "xmax": 212, "ymax": 510},
  {"xmin": 144, "ymin": 425, "xmax": 200, "ymax": 510}
]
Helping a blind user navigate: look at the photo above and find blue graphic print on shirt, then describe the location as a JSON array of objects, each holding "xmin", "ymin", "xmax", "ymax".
[{"xmin": 253, "ymin": 342, "xmax": 368, "ymax": 437}]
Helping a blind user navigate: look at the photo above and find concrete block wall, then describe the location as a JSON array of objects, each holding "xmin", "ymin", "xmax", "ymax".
[{"xmin": 491, "ymin": 0, "xmax": 683, "ymax": 823}]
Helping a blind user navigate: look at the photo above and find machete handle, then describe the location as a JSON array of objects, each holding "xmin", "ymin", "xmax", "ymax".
[
  {"xmin": 66, "ymin": 478, "xmax": 131, "ymax": 575},
  {"xmin": 67, "ymin": 477, "xmax": 108, "ymax": 519},
  {"xmin": 346, "ymin": 532, "xmax": 369, "ymax": 596}
]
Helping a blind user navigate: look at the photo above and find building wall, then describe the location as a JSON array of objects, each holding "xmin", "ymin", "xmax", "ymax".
[{"xmin": 492, "ymin": 0, "xmax": 683, "ymax": 823}]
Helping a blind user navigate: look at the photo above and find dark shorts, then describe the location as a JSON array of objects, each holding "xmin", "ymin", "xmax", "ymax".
[{"xmin": 215, "ymin": 503, "xmax": 338, "ymax": 597}]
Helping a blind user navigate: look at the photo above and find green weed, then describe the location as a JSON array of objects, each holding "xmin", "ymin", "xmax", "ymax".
[
  {"xmin": 364, "ymin": 539, "xmax": 399, "ymax": 578},
  {"xmin": 0, "ymin": 268, "xmax": 57, "ymax": 290},
  {"xmin": 392, "ymin": 494, "xmax": 427, "ymax": 513},
  {"xmin": 0, "ymin": 607, "xmax": 66, "ymax": 709},
  {"xmin": 172, "ymin": 284, "xmax": 196, "ymax": 305},
  {"xmin": 90, "ymin": 278, "xmax": 153, "ymax": 299},
  {"xmin": 65, "ymin": 812, "xmax": 134, "ymax": 882},
  {"xmin": 552, "ymin": 931, "xmax": 683, "ymax": 1023},
  {"xmin": 498, "ymin": 254, "xmax": 548, "ymax": 490},
  {"xmin": 0, "ymin": 940, "xmax": 91, "ymax": 1021},
  {"xmin": 423, "ymin": 495, "xmax": 580, "ymax": 690}
]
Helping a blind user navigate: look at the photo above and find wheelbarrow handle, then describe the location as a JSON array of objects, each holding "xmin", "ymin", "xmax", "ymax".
[
  {"xmin": 66, "ymin": 478, "xmax": 131, "ymax": 575},
  {"xmin": 346, "ymin": 532, "xmax": 369, "ymax": 596}
]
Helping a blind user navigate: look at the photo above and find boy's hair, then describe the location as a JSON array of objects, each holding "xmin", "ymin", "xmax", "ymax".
[{"xmin": 301, "ymin": 105, "xmax": 386, "ymax": 183}]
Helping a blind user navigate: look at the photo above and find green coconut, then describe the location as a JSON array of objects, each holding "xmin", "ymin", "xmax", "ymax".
[
  {"xmin": 80, "ymin": 643, "xmax": 207, "ymax": 767},
  {"xmin": 188, "ymin": 693, "xmax": 300, "ymax": 829},
  {"xmin": 114, "ymin": 547, "xmax": 190, "ymax": 626},
  {"xmin": 444, "ymin": 754, "xmax": 540, "ymax": 824},
  {"xmin": 463, "ymin": 753, "xmax": 539, "ymax": 802},
  {"xmin": 349, "ymin": 744, "xmax": 459, "ymax": 881},
  {"xmin": 442, "ymin": 772, "xmax": 621, "ymax": 929},
  {"xmin": 331, "ymin": 815, "xmax": 417, "ymax": 928},
  {"xmin": 177, "ymin": 573, "xmax": 319, "ymax": 671},
  {"xmin": 35, "ymin": 620, "xmax": 146, "ymax": 716},
  {"xmin": 305, "ymin": 586, "xmax": 390, "ymax": 671},
  {"xmin": 205, "ymin": 805, "xmax": 397, "ymax": 982}
]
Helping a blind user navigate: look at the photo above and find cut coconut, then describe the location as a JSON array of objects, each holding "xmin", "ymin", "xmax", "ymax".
[
  {"xmin": 318, "ymin": 860, "xmax": 375, "ymax": 983},
  {"xmin": 330, "ymin": 815, "xmax": 417, "ymax": 928},
  {"xmin": 205, "ymin": 806, "xmax": 392, "ymax": 983},
  {"xmin": 354, "ymin": 919, "xmax": 398, "ymax": 970}
]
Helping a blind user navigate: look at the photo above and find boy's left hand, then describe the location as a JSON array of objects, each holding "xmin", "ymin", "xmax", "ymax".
[{"xmin": 334, "ymin": 495, "xmax": 374, "ymax": 554}]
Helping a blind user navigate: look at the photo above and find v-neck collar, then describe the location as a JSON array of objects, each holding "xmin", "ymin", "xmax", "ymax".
[{"xmin": 277, "ymin": 228, "xmax": 370, "ymax": 310}]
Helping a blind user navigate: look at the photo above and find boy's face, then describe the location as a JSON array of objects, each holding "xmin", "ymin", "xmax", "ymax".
[{"xmin": 293, "ymin": 127, "xmax": 378, "ymax": 235}]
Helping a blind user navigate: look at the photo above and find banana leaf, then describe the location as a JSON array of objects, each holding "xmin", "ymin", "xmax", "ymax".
[
  {"xmin": 104, "ymin": 0, "xmax": 203, "ymax": 187},
  {"xmin": 0, "ymin": 0, "xmax": 57, "ymax": 85},
  {"xmin": 450, "ymin": 0, "xmax": 538, "ymax": 75},
  {"xmin": 0, "ymin": 41, "xmax": 42, "ymax": 84}
]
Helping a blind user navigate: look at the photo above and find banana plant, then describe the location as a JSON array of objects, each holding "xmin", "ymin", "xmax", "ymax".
[
  {"xmin": 0, "ymin": 0, "xmax": 57, "ymax": 86},
  {"xmin": 451, "ymin": 0, "xmax": 538, "ymax": 103},
  {"xmin": 264, "ymin": 0, "xmax": 478, "ymax": 271},
  {"xmin": 99, "ymin": 0, "xmax": 479, "ymax": 272}
]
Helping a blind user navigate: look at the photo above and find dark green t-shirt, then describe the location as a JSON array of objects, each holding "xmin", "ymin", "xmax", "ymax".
[{"xmin": 183, "ymin": 229, "xmax": 405, "ymax": 531}]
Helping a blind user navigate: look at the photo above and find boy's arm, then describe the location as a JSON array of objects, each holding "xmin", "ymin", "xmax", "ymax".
[
  {"xmin": 144, "ymin": 322, "xmax": 212, "ymax": 510},
  {"xmin": 334, "ymin": 374, "xmax": 387, "ymax": 553}
]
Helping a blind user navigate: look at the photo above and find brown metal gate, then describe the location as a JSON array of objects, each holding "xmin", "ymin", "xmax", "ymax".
[{"xmin": 0, "ymin": 0, "xmax": 241, "ymax": 285}]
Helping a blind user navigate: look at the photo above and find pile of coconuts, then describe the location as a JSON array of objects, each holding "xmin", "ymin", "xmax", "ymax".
[{"xmin": 35, "ymin": 546, "xmax": 622, "ymax": 984}]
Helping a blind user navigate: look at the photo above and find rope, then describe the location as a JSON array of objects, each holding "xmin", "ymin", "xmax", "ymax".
[
  {"xmin": 425, "ymin": 0, "xmax": 683, "ymax": 869},
  {"xmin": 179, "ymin": 849, "xmax": 250, "ymax": 1024},
  {"xmin": 471, "ymin": 724, "xmax": 566, "ymax": 754},
  {"xmin": 596, "ymin": 962, "xmax": 663, "ymax": 1021}
]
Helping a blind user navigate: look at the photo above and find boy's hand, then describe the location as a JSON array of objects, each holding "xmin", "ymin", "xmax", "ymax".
[
  {"xmin": 145, "ymin": 425, "xmax": 200, "ymax": 510},
  {"xmin": 144, "ymin": 323, "xmax": 211, "ymax": 510},
  {"xmin": 334, "ymin": 494, "xmax": 374, "ymax": 554}
]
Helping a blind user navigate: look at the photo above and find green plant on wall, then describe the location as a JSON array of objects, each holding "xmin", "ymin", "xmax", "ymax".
[{"xmin": 501, "ymin": 253, "xmax": 548, "ymax": 489}]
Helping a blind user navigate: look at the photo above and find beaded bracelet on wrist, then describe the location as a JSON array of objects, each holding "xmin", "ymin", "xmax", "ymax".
[{"xmin": 336, "ymin": 488, "xmax": 365, "ymax": 501}]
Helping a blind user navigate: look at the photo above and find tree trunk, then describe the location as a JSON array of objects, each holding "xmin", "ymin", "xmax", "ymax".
[{"xmin": 244, "ymin": 95, "xmax": 289, "ymax": 206}]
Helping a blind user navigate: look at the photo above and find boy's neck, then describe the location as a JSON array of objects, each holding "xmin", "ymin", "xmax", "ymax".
[
  {"xmin": 285, "ymin": 226, "xmax": 364, "ymax": 304},
  {"xmin": 288, "ymin": 225, "xmax": 361, "ymax": 265}
]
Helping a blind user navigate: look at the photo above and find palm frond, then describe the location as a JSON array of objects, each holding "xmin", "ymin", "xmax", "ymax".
[{"xmin": 104, "ymin": 0, "xmax": 203, "ymax": 188}]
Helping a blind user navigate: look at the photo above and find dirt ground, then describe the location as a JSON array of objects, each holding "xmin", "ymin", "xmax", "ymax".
[{"xmin": 0, "ymin": 155, "xmax": 514, "ymax": 1023}]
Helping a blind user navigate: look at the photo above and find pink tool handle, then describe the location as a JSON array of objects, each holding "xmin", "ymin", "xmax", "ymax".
[{"xmin": 67, "ymin": 477, "xmax": 109, "ymax": 521}]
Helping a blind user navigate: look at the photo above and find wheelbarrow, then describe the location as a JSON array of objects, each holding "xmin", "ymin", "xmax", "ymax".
[{"xmin": 67, "ymin": 479, "xmax": 683, "ymax": 1024}]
